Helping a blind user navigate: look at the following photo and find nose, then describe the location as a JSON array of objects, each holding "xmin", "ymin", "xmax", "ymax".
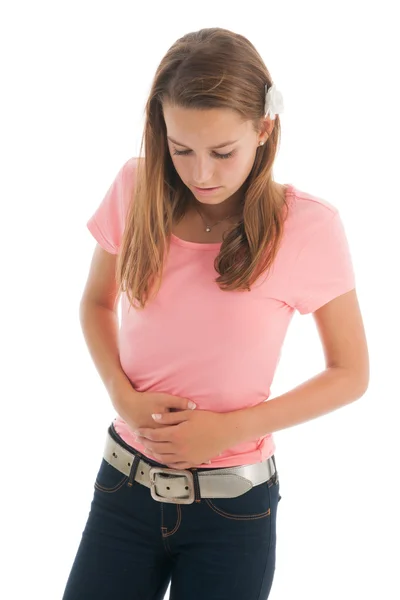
[{"xmin": 192, "ymin": 156, "xmax": 215, "ymax": 187}]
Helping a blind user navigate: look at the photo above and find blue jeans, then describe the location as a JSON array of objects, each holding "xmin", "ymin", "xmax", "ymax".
[{"xmin": 62, "ymin": 424, "xmax": 282, "ymax": 600}]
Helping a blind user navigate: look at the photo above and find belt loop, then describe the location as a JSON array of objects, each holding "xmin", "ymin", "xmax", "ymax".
[
  {"xmin": 271, "ymin": 454, "xmax": 278, "ymax": 483},
  {"xmin": 127, "ymin": 454, "xmax": 141, "ymax": 487},
  {"xmin": 190, "ymin": 468, "xmax": 202, "ymax": 503},
  {"xmin": 271, "ymin": 454, "xmax": 277, "ymax": 472}
]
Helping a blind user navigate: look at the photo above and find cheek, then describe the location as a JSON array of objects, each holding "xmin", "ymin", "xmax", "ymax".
[
  {"xmin": 224, "ymin": 156, "xmax": 249, "ymax": 182},
  {"xmin": 171, "ymin": 157, "xmax": 188, "ymax": 180}
]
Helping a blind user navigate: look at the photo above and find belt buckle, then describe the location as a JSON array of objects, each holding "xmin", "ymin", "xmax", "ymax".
[{"xmin": 149, "ymin": 467, "xmax": 195, "ymax": 504}]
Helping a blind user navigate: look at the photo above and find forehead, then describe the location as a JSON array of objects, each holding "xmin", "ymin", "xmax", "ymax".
[{"xmin": 163, "ymin": 104, "xmax": 250, "ymax": 144}]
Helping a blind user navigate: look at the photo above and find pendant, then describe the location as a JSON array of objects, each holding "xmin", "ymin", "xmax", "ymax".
[{"xmin": 205, "ymin": 226, "xmax": 211, "ymax": 232}]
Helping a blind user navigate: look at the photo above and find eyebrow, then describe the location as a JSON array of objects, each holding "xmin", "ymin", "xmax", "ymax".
[{"xmin": 167, "ymin": 136, "xmax": 239, "ymax": 150}]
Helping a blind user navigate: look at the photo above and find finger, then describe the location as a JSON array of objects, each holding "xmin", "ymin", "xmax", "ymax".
[
  {"xmin": 135, "ymin": 424, "xmax": 181, "ymax": 440},
  {"xmin": 141, "ymin": 441, "xmax": 174, "ymax": 455},
  {"xmin": 136, "ymin": 427, "xmax": 174, "ymax": 442},
  {"xmin": 135, "ymin": 428, "xmax": 162, "ymax": 441},
  {"xmin": 151, "ymin": 410, "xmax": 193, "ymax": 425},
  {"xmin": 167, "ymin": 398, "xmax": 197, "ymax": 412},
  {"xmin": 151, "ymin": 453, "xmax": 186, "ymax": 464}
]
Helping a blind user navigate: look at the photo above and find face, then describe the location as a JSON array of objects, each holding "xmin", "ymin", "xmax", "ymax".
[{"xmin": 163, "ymin": 104, "xmax": 269, "ymax": 206}]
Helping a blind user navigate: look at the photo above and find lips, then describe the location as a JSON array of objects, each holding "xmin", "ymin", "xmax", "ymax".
[{"xmin": 195, "ymin": 186, "xmax": 219, "ymax": 190}]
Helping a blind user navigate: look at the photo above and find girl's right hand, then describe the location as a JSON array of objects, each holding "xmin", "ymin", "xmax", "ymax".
[{"xmin": 125, "ymin": 391, "xmax": 196, "ymax": 432}]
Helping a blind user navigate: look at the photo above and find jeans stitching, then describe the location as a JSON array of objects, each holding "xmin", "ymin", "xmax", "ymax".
[
  {"xmin": 205, "ymin": 498, "xmax": 271, "ymax": 520},
  {"xmin": 94, "ymin": 476, "xmax": 128, "ymax": 493},
  {"xmin": 163, "ymin": 504, "xmax": 182, "ymax": 537},
  {"xmin": 204, "ymin": 477, "xmax": 279, "ymax": 521},
  {"xmin": 160, "ymin": 504, "xmax": 175, "ymax": 558}
]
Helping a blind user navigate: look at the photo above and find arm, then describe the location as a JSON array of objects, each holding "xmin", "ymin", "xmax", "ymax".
[
  {"xmin": 227, "ymin": 288, "xmax": 370, "ymax": 443},
  {"xmin": 227, "ymin": 366, "xmax": 366, "ymax": 443},
  {"xmin": 79, "ymin": 301, "xmax": 141, "ymax": 419},
  {"xmin": 79, "ymin": 243, "xmax": 137, "ymax": 418}
]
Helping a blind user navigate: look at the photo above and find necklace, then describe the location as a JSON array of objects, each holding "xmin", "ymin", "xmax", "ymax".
[{"xmin": 192, "ymin": 201, "xmax": 242, "ymax": 233}]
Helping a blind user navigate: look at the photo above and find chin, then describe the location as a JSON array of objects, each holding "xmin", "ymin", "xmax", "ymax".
[
  {"xmin": 197, "ymin": 197, "xmax": 227, "ymax": 205},
  {"xmin": 191, "ymin": 190, "xmax": 229, "ymax": 205}
]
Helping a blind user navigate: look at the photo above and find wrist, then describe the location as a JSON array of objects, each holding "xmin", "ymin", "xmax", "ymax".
[
  {"xmin": 109, "ymin": 377, "xmax": 142, "ymax": 421},
  {"xmin": 224, "ymin": 406, "xmax": 262, "ymax": 446},
  {"xmin": 108, "ymin": 372, "xmax": 138, "ymax": 403}
]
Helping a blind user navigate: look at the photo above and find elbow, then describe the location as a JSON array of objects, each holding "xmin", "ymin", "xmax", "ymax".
[
  {"xmin": 329, "ymin": 365, "xmax": 370, "ymax": 399},
  {"xmin": 353, "ymin": 362, "xmax": 370, "ymax": 397},
  {"xmin": 348, "ymin": 369, "xmax": 370, "ymax": 398},
  {"xmin": 355, "ymin": 380, "xmax": 369, "ymax": 399},
  {"xmin": 359, "ymin": 375, "xmax": 370, "ymax": 396}
]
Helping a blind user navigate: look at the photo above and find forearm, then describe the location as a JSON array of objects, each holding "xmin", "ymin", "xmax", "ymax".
[
  {"xmin": 228, "ymin": 367, "xmax": 368, "ymax": 444},
  {"xmin": 79, "ymin": 301, "xmax": 140, "ymax": 418}
]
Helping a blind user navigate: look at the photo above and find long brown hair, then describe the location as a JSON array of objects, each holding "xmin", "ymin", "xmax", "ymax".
[{"xmin": 116, "ymin": 27, "xmax": 290, "ymax": 310}]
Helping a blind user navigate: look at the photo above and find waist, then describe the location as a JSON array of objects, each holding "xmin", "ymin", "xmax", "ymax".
[
  {"xmin": 104, "ymin": 422, "xmax": 278, "ymax": 504},
  {"xmin": 112, "ymin": 416, "xmax": 275, "ymax": 468}
]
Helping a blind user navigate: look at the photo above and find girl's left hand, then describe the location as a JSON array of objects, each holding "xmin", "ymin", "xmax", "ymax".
[{"xmin": 134, "ymin": 409, "xmax": 238, "ymax": 469}]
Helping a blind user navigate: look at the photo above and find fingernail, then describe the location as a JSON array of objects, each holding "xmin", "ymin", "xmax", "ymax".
[
  {"xmin": 188, "ymin": 401, "xmax": 197, "ymax": 409},
  {"xmin": 152, "ymin": 413, "xmax": 162, "ymax": 420}
]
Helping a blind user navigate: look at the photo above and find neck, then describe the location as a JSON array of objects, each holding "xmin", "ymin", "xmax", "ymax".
[{"xmin": 190, "ymin": 188, "xmax": 244, "ymax": 222}]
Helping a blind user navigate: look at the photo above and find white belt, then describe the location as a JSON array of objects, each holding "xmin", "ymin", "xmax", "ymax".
[{"xmin": 103, "ymin": 429, "xmax": 277, "ymax": 504}]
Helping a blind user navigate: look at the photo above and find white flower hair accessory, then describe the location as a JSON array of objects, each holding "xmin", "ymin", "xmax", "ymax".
[{"xmin": 264, "ymin": 83, "xmax": 284, "ymax": 120}]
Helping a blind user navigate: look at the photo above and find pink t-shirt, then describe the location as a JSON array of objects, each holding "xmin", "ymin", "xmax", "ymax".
[{"xmin": 87, "ymin": 157, "xmax": 356, "ymax": 468}]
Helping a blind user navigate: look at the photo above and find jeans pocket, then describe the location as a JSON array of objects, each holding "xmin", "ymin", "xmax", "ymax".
[
  {"xmin": 205, "ymin": 475, "xmax": 278, "ymax": 521},
  {"xmin": 94, "ymin": 458, "xmax": 128, "ymax": 494}
]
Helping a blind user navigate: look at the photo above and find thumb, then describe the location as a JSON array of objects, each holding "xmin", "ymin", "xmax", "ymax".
[{"xmin": 152, "ymin": 410, "xmax": 192, "ymax": 425}]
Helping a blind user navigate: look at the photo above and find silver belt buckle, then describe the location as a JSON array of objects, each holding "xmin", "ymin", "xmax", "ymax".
[{"xmin": 149, "ymin": 467, "xmax": 195, "ymax": 504}]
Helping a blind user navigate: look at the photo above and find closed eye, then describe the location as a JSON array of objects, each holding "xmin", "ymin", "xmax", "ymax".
[{"xmin": 172, "ymin": 149, "xmax": 234, "ymax": 160}]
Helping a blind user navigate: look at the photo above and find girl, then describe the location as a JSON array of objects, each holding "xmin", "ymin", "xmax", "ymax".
[{"xmin": 62, "ymin": 27, "xmax": 369, "ymax": 600}]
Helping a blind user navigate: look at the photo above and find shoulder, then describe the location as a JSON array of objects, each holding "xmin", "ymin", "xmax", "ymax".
[
  {"xmin": 120, "ymin": 156, "xmax": 141, "ymax": 197},
  {"xmin": 122, "ymin": 156, "xmax": 140, "ymax": 179},
  {"xmin": 284, "ymin": 184, "xmax": 340, "ymax": 245},
  {"xmin": 288, "ymin": 183, "xmax": 338, "ymax": 218}
]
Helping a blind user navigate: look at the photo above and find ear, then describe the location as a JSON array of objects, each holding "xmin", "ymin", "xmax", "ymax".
[{"xmin": 262, "ymin": 115, "xmax": 275, "ymax": 138}]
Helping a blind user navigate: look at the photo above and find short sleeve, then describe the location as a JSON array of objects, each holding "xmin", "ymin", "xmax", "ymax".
[
  {"xmin": 289, "ymin": 210, "xmax": 356, "ymax": 315},
  {"xmin": 86, "ymin": 157, "xmax": 137, "ymax": 254}
]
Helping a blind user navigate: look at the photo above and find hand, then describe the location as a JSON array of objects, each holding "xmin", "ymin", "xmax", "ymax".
[
  {"xmin": 121, "ymin": 390, "xmax": 197, "ymax": 432},
  {"xmin": 134, "ymin": 409, "xmax": 238, "ymax": 469}
]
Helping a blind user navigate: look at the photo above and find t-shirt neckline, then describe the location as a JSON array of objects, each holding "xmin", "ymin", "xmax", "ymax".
[{"xmin": 170, "ymin": 183, "xmax": 295, "ymax": 250}]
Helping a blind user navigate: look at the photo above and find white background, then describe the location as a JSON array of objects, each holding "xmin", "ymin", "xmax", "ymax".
[{"xmin": 1, "ymin": 1, "xmax": 399, "ymax": 598}]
